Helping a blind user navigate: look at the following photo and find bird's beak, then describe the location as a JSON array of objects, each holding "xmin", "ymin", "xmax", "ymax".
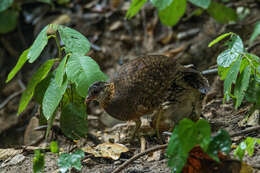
[{"xmin": 85, "ymin": 96, "xmax": 95, "ymax": 105}]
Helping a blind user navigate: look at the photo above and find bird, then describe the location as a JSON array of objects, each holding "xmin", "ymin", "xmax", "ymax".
[{"xmin": 85, "ymin": 54, "xmax": 209, "ymax": 141}]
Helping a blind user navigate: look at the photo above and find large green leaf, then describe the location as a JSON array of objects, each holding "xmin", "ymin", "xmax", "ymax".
[
  {"xmin": 42, "ymin": 75, "xmax": 68, "ymax": 120},
  {"xmin": 196, "ymin": 119, "xmax": 211, "ymax": 151},
  {"xmin": 217, "ymin": 35, "xmax": 244, "ymax": 67},
  {"xmin": 126, "ymin": 0, "xmax": 147, "ymax": 19},
  {"xmin": 150, "ymin": 0, "xmax": 173, "ymax": 10},
  {"xmin": 188, "ymin": 0, "xmax": 211, "ymax": 9},
  {"xmin": 158, "ymin": 0, "xmax": 186, "ymax": 26},
  {"xmin": 60, "ymin": 103, "xmax": 88, "ymax": 139},
  {"xmin": 18, "ymin": 59, "xmax": 55, "ymax": 115},
  {"xmin": 223, "ymin": 57, "xmax": 241, "ymax": 101},
  {"xmin": 58, "ymin": 25, "xmax": 90, "ymax": 55},
  {"xmin": 28, "ymin": 26, "xmax": 49, "ymax": 63},
  {"xmin": 207, "ymin": 2, "xmax": 237, "ymax": 24},
  {"xmin": 249, "ymin": 21, "xmax": 260, "ymax": 45},
  {"xmin": 66, "ymin": 54, "xmax": 108, "ymax": 97},
  {"xmin": 0, "ymin": 9, "xmax": 17, "ymax": 33},
  {"xmin": 234, "ymin": 65, "xmax": 251, "ymax": 109},
  {"xmin": 0, "ymin": 0, "xmax": 13, "ymax": 12},
  {"xmin": 6, "ymin": 48, "xmax": 29, "ymax": 83},
  {"xmin": 55, "ymin": 55, "xmax": 68, "ymax": 86}
]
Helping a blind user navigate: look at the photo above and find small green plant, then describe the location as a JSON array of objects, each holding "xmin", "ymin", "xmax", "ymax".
[
  {"xmin": 166, "ymin": 118, "xmax": 231, "ymax": 173},
  {"xmin": 209, "ymin": 32, "xmax": 260, "ymax": 109},
  {"xmin": 234, "ymin": 137, "xmax": 260, "ymax": 161},
  {"xmin": 58, "ymin": 150, "xmax": 85, "ymax": 173},
  {"xmin": 33, "ymin": 150, "xmax": 45, "ymax": 173},
  {"xmin": 6, "ymin": 24, "xmax": 108, "ymax": 139},
  {"xmin": 126, "ymin": 0, "xmax": 237, "ymax": 27}
]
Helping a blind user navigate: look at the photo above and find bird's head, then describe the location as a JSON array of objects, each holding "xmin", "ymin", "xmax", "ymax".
[{"xmin": 85, "ymin": 81, "xmax": 109, "ymax": 104}]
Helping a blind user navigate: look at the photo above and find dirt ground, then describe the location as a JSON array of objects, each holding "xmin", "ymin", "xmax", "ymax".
[{"xmin": 0, "ymin": 1, "xmax": 260, "ymax": 173}]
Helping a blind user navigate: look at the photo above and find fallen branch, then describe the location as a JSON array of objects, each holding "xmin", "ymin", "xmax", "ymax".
[{"xmin": 112, "ymin": 144, "xmax": 168, "ymax": 173}]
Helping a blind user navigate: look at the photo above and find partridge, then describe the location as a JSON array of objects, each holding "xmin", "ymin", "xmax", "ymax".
[{"xmin": 86, "ymin": 54, "xmax": 209, "ymax": 139}]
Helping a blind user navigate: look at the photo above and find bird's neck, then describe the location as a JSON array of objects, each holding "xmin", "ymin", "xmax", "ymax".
[{"xmin": 98, "ymin": 83, "xmax": 115, "ymax": 108}]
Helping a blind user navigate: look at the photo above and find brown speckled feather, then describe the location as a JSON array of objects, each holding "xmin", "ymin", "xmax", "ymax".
[{"xmin": 103, "ymin": 55, "xmax": 182, "ymax": 121}]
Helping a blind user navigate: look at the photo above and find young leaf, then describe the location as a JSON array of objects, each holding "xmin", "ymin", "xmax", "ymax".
[
  {"xmin": 42, "ymin": 75, "xmax": 68, "ymax": 120},
  {"xmin": 249, "ymin": 21, "xmax": 260, "ymax": 45},
  {"xmin": 218, "ymin": 66, "xmax": 230, "ymax": 80},
  {"xmin": 158, "ymin": 0, "xmax": 186, "ymax": 27},
  {"xmin": 50, "ymin": 141, "xmax": 59, "ymax": 153},
  {"xmin": 188, "ymin": 0, "xmax": 211, "ymax": 9},
  {"xmin": 33, "ymin": 150, "xmax": 45, "ymax": 173},
  {"xmin": 207, "ymin": 2, "xmax": 237, "ymax": 24},
  {"xmin": 55, "ymin": 55, "xmax": 68, "ymax": 86},
  {"xmin": 60, "ymin": 103, "xmax": 88, "ymax": 139},
  {"xmin": 223, "ymin": 57, "xmax": 241, "ymax": 101},
  {"xmin": 0, "ymin": 9, "xmax": 17, "ymax": 34},
  {"xmin": 0, "ymin": 0, "xmax": 13, "ymax": 12},
  {"xmin": 65, "ymin": 54, "xmax": 108, "ymax": 97},
  {"xmin": 150, "ymin": 0, "xmax": 173, "ymax": 10},
  {"xmin": 234, "ymin": 65, "xmax": 251, "ymax": 109},
  {"xmin": 18, "ymin": 59, "xmax": 55, "ymax": 115},
  {"xmin": 6, "ymin": 48, "xmax": 29, "ymax": 83},
  {"xmin": 126, "ymin": 0, "xmax": 147, "ymax": 19},
  {"xmin": 208, "ymin": 32, "xmax": 233, "ymax": 47},
  {"xmin": 217, "ymin": 35, "xmax": 244, "ymax": 67},
  {"xmin": 58, "ymin": 25, "xmax": 90, "ymax": 55},
  {"xmin": 28, "ymin": 26, "xmax": 49, "ymax": 63},
  {"xmin": 58, "ymin": 150, "xmax": 85, "ymax": 173}
]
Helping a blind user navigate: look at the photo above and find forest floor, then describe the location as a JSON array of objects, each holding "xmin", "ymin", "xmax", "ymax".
[{"xmin": 0, "ymin": 1, "xmax": 260, "ymax": 172}]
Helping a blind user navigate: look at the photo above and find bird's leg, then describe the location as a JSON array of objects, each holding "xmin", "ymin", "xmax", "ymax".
[
  {"xmin": 155, "ymin": 106, "xmax": 164, "ymax": 144},
  {"xmin": 130, "ymin": 118, "xmax": 141, "ymax": 142}
]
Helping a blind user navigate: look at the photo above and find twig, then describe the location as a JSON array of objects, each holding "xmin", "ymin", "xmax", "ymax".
[
  {"xmin": 112, "ymin": 144, "xmax": 168, "ymax": 173},
  {"xmin": 0, "ymin": 79, "xmax": 25, "ymax": 110},
  {"xmin": 230, "ymin": 126, "xmax": 260, "ymax": 137},
  {"xmin": 201, "ymin": 68, "xmax": 218, "ymax": 75},
  {"xmin": 247, "ymin": 41, "xmax": 260, "ymax": 53}
]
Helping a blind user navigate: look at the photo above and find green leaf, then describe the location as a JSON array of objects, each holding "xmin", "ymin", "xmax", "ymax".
[
  {"xmin": 60, "ymin": 103, "xmax": 88, "ymax": 139},
  {"xmin": 150, "ymin": 0, "xmax": 173, "ymax": 10},
  {"xmin": 177, "ymin": 119, "xmax": 197, "ymax": 153},
  {"xmin": 158, "ymin": 0, "xmax": 186, "ymax": 27},
  {"xmin": 33, "ymin": 150, "xmax": 45, "ymax": 173},
  {"xmin": 217, "ymin": 35, "xmax": 244, "ymax": 67},
  {"xmin": 188, "ymin": 0, "xmax": 211, "ymax": 9},
  {"xmin": 126, "ymin": 0, "xmax": 147, "ymax": 19},
  {"xmin": 0, "ymin": 9, "xmax": 17, "ymax": 33},
  {"xmin": 196, "ymin": 119, "xmax": 211, "ymax": 151},
  {"xmin": 234, "ymin": 65, "xmax": 251, "ymax": 109},
  {"xmin": 245, "ymin": 80, "xmax": 260, "ymax": 104},
  {"xmin": 55, "ymin": 55, "xmax": 68, "ymax": 86},
  {"xmin": 28, "ymin": 26, "xmax": 49, "ymax": 63},
  {"xmin": 223, "ymin": 57, "xmax": 241, "ymax": 101},
  {"xmin": 208, "ymin": 32, "xmax": 233, "ymax": 47},
  {"xmin": 6, "ymin": 48, "xmax": 29, "ymax": 83},
  {"xmin": 234, "ymin": 137, "xmax": 259, "ymax": 161},
  {"xmin": 218, "ymin": 66, "xmax": 230, "ymax": 80},
  {"xmin": 42, "ymin": 75, "xmax": 68, "ymax": 120},
  {"xmin": 0, "ymin": 0, "xmax": 13, "ymax": 12},
  {"xmin": 207, "ymin": 2, "xmax": 237, "ymax": 24},
  {"xmin": 18, "ymin": 59, "xmax": 55, "ymax": 115},
  {"xmin": 34, "ymin": 73, "xmax": 53, "ymax": 104},
  {"xmin": 249, "ymin": 21, "xmax": 260, "ymax": 45},
  {"xmin": 58, "ymin": 150, "xmax": 85, "ymax": 173},
  {"xmin": 207, "ymin": 130, "xmax": 231, "ymax": 162},
  {"xmin": 66, "ymin": 54, "xmax": 108, "ymax": 97},
  {"xmin": 58, "ymin": 25, "xmax": 90, "ymax": 55},
  {"xmin": 166, "ymin": 126, "xmax": 188, "ymax": 173},
  {"xmin": 50, "ymin": 141, "xmax": 59, "ymax": 153}
]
